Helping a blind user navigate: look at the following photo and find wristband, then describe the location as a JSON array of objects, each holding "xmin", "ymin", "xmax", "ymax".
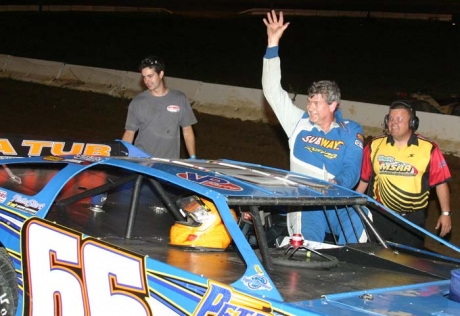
[
  {"xmin": 441, "ymin": 211, "xmax": 451, "ymax": 216},
  {"xmin": 190, "ymin": 155, "xmax": 196, "ymax": 159}
]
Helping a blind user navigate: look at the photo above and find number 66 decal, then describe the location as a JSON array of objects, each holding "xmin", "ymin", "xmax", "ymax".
[{"xmin": 23, "ymin": 219, "xmax": 152, "ymax": 316}]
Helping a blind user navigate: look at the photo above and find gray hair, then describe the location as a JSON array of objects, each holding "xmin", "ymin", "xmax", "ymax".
[{"xmin": 308, "ymin": 80, "xmax": 341, "ymax": 105}]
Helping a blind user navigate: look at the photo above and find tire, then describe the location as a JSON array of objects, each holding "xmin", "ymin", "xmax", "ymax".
[{"xmin": 0, "ymin": 247, "xmax": 18, "ymax": 316}]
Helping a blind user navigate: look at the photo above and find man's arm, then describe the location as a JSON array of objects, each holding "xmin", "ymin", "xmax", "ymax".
[
  {"xmin": 355, "ymin": 142, "xmax": 373, "ymax": 193},
  {"xmin": 435, "ymin": 182, "xmax": 452, "ymax": 237},
  {"xmin": 262, "ymin": 10, "xmax": 303, "ymax": 136},
  {"xmin": 356, "ymin": 181, "xmax": 369, "ymax": 194},
  {"xmin": 122, "ymin": 130, "xmax": 136, "ymax": 144},
  {"xmin": 427, "ymin": 145, "xmax": 452, "ymax": 237},
  {"xmin": 333, "ymin": 123, "xmax": 364, "ymax": 189},
  {"xmin": 182, "ymin": 125, "xmax": 196, "ymax": 158}
]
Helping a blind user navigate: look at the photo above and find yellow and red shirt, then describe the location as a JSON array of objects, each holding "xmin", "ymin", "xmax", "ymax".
[{"xmin": 360, "ymin": 133, "xmax": 451, "ymax": 213}]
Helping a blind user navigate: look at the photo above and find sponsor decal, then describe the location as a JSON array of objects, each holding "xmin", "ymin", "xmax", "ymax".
[
  {"xmin": 242, "ymin": 274, "xmax": 273, "ymax": 291},
  {"xmin": 74, "ymin": 155, "xmax": 102, "ymax": 163},
  {"xmin": 62, "ymin": 158, "xmax": 91, "ymax": 165},
  {"xmin": 52, "ymin": 155, "xmax": 104, "ymax": 165},
  {"xmin": 254, "ymin": 265, "xmax": 264, "ymax": 274},
  {"xmin": 305, "ymin": 146, "xmax": 338, "ymax": 159},
  {"xmin": 43, "ymin": 156, "xmax": 64, "ymax": 162},
  {"xmin": 22, "ymin": 219, "xmax": 152, "ymax": 315},
  {"xmin": 195, "ymin": 282, "xmax": 274, "ymax": 316},
  {"xmin": 440, "ymin": 160, "xmax": 448, "ymax": 168},
  {"xmin": 355, "ymin": 133, "xmax": 364, "ymax": 148},
  {"xmin": 378, "ymin": 155, "xmax": 418, "ymax": 176},
  {"xmin": 7, "ymin": 194, "xmax": 45, "ymax": 213},
  {"xmin": 74, "ymin": 154, "xmax": 103, "ymax": 162},
  {"xmin": 301, "ymin": 136, "xmax": 344, "ymax": 150},
  {"xmin": 0, "ymin": 190, "xmax": 7, "ymax": 203},
  {"xmin": 167, "ymin": 105, "xmax": 180, "ymax": 113},
  {"xmin": 177, "ymin": 172, "xmax": 243, "ymax": 191},
  {"xmin": 0, "ymin": 138, "xmax": 112, "ymax": 157}
]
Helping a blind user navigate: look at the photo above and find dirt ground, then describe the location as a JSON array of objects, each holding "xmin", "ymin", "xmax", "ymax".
[{"xmin": 0, "ymin": 78, "xmax": 459, "ymax": 258}]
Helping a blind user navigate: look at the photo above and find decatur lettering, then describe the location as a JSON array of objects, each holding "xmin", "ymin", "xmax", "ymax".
[{"xmin": 0, "ymin": 139, "xmax": 111, "ymax": 156}]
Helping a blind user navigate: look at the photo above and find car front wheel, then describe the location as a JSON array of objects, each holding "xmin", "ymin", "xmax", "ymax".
[{"xmin": 0, "ymin": 247, "xmax": 18, "ymax": 316}]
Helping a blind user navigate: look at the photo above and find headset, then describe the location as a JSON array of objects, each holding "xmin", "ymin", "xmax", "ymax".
[{"xmin": 383, "ymin": 100, "xmax": 419, "ymax": 131}]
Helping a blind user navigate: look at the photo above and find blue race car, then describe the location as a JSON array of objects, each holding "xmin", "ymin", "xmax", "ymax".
[{"xmin": 0, "ymin": 137, "xmax": 459, "ymax": 316}]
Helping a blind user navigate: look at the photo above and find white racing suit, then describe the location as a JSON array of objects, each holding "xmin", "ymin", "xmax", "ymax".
[{"xmin": 262, "ymin": 47, "xmax": 367, "ymax": 244}]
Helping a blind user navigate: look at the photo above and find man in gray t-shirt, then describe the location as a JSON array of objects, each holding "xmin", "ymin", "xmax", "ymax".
[{"xmin": 122, "ymin": 56, "xmax": 197, "ymax": 159}]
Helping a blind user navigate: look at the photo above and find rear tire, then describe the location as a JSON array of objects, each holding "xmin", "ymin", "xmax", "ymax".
[{"xmin": 0, "ymin": 247, "xmax": 18, "ymax": 316}]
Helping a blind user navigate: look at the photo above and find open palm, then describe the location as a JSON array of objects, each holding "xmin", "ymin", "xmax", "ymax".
[{"xmin": 263, "ymin": 10, "xmax": 290, "ymax": 47}]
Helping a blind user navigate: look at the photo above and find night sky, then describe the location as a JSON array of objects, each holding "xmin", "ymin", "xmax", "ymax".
[{"xmin": 1, "ymin": 1, "xmax": 460, "ymax": 14}]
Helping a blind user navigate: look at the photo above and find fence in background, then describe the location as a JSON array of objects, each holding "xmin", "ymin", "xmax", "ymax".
[{"xmin": 1, "ymin": 53, "xmax": 459, "ymax": 156}]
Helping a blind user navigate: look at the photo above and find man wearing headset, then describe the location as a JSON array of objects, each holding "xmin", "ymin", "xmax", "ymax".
[{"xmin": 356, "ymin": 101, "xmax": 452, "ymax": 248}]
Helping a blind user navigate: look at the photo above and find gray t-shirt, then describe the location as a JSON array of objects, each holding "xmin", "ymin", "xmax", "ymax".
[{"xmin": 124, "ymin": 89, "xmax": 197, "ymax": 158}]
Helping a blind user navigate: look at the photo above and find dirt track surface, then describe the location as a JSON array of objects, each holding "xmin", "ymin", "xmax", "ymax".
[{"xmin": 1, "ymin": 11, "xmax": 459, "ymax": 257}]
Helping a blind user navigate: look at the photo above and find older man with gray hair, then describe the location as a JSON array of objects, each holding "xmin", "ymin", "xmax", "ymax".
[{"xmin": 262, "ymin": 10, "xmax": 366, "ymax": 244}]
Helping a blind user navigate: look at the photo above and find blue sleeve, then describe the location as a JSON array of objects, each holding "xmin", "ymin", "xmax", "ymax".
[
  {"xmin": 264, "ymin": 46, "xmax": 279, "ymax": 59},
  {"xmin": 334, "ymin": 122, "xmax": 364, "ymax": 189}
]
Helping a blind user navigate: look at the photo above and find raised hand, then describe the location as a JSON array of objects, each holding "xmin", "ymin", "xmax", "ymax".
[{"xmin": 263, "ymin": 10, "xmax": 290, "ymax": 47}]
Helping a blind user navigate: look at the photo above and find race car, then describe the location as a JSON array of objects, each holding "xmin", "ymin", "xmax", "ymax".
[{"xmin": 0, "ymin": 138, "xmax": 459, "ymax": 315}]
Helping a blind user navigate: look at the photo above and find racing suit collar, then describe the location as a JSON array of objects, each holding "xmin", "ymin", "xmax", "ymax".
[
  {"xmin": 306, "ymin": 109, "xmax": 344, "ymax": 132},
  {"xmin": 387, "ymin": 132, "xmax": 419, "ymax": 147}
]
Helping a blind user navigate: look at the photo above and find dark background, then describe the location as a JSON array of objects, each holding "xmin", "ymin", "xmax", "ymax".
[
  {"xmin": 1, "ymin": 4, "xmax": 460, "ymax": 105},
  {"xmin": 2, "ymin": 0, "xmax": 460, "ymax": 13}
]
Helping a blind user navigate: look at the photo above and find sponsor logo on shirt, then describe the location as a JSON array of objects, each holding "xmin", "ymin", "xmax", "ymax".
[
  {"xmin": 305, "ymin": 146, "xmax": 338, "ymax": 159},
  {"xmin": 355, "ymin": 133, "xmax": 364, "ymax": 149},
  {"xmin": 302, "ymin": 136, "xmax": 344, "ymax": 150},
  {"xmin": 167, "ymin": 105, "xmax": 180, "ymax": 113},
  {"xmin": 378, "ymin": 155, "xmax": 418, "ymax": 176}
]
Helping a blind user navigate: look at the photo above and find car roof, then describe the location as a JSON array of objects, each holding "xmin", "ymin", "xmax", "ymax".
[
  {"xmin": 2, "ymin": 155, "xmax": 369, "ymax": 209},
  {"xmin": 79, "ymin": 156, "xmax": 368, "ymax": 203}
]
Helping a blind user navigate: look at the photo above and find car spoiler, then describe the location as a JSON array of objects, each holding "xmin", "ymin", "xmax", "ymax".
[{"xmin": 0, "ymin": 135, "xmax": 150, "ymax": 158}]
